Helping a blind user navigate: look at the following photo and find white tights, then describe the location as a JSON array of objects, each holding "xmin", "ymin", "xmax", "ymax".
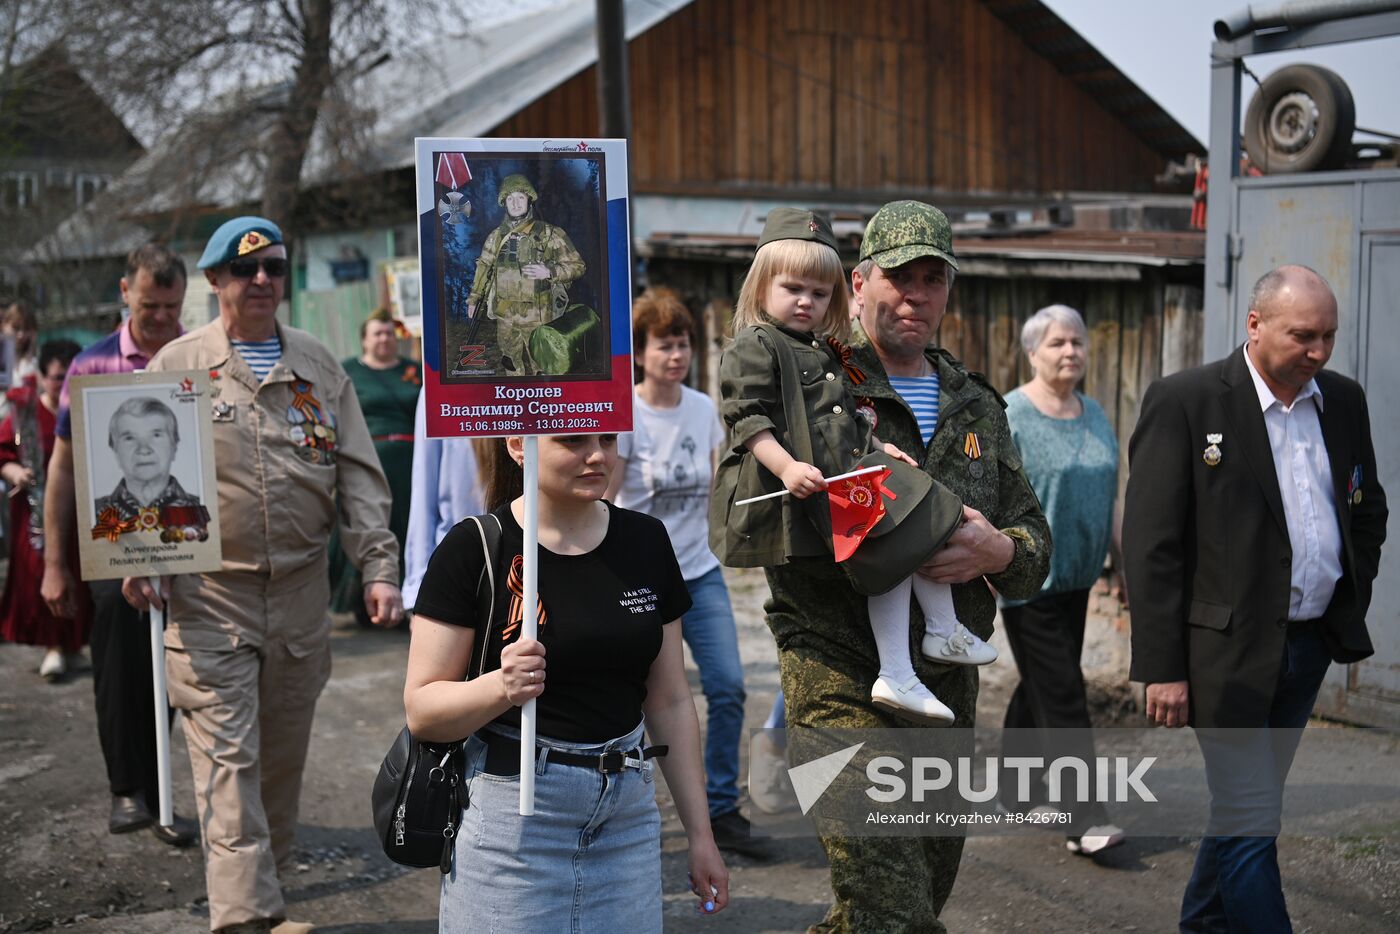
[{"xmin": 867, "ymin": 575, "xmax": 956, "ymax": 683}]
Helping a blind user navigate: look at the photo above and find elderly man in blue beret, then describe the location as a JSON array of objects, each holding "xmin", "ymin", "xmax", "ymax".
[{"xmin": 125, "ymin": 217, "xmax": 402, "ymax": 934}]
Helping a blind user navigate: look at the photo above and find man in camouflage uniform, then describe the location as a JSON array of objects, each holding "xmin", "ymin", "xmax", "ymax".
[
  {"xmin": 466, "ymin": 173, "xmax": 586, "ymax": 376},
  {"xmin": 765, "ymin": 201, "xmax": 1050, "ymax": 933}
]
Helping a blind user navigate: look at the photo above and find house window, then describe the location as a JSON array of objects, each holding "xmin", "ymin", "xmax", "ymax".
[
  {"xmin": 2, "ymin": 172, "xmax": 39, "ymax": 209},
  {"xmin": 75, "ymin": 174, "xmax": 109, "ymax": 206}
]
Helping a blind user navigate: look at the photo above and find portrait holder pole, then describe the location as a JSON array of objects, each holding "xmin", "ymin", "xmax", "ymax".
[
  {"xmin": 150, "ymin": 596, "xmax": 174, "ymax": 827},
  {"xmin": 519, "ymin": 435, "xmax": 540, "ymax": 815}
]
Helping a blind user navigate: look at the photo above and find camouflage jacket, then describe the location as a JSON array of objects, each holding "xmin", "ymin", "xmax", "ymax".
[
  {"xmin": 711, "ymin": 323, "xmax": 866, "ymax": 566},
  {"xmin": 846, "ymin": 335, "xmax": 1051, "ymax": 630},
  {"xmin": 468, "ymin": 216, "xmax": 585, "ymax": 316},
  {"xmin": 765, "ymin": 333, "xmax": 1051, "ymax": 639}
]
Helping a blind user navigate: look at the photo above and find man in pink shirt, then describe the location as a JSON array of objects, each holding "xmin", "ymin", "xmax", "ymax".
[{"xmin": 41, "ymin": 242, "xmax": 194, "ymax": 846}]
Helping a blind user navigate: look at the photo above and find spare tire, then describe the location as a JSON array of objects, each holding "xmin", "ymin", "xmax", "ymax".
[{"xmin": 1244, "ymin": 64, "xmax": 1355, "ymax": 173}]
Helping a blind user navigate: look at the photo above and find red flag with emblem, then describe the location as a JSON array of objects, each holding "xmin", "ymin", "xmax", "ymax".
[
  {"xmin": 828, "ymin": 467, "xmax": 893, "ymax": 561},
  {"xmin": 435, "ymin": 152, "xmax": 472, "ymax": 189}
]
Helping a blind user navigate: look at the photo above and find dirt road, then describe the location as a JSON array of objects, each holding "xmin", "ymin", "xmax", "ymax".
[{"xmin": 2, "ymin": 568, "xmax": 1395, "ymax": 932}]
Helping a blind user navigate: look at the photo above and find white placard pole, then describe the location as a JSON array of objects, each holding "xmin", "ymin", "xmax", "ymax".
[
  {"xmin": 519, "ymin": 436, "xmax": 539, "ymax": 815},
  {"xmin": 150, "ymin": 599, "xmax": 174, "ymax": 827}
]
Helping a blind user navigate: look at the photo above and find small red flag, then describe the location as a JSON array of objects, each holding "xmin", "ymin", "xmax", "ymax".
[
  {"xmin": 828, "ymin": 467, "xmax": 894, "ymax": 562},
  {"xmin": 435, "ymin": 152, "xmax": 472, "ymax": 189}
]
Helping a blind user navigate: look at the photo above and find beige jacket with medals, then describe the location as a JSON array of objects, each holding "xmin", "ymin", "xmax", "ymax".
[{"xmin": 147, "ymin": 321, "xmax": 398, "ymax": 658}]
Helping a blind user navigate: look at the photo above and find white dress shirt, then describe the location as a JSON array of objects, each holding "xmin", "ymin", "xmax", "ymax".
[
  {"xmin": 403, "ymin": 390, "xmax": 484, "ymax": 609},
  {"xmin": 1243, "ymin": 344, "xmax": 1344, "ymax": 620}
]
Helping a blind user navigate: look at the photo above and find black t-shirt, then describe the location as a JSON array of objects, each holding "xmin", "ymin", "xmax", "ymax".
[{"xmin": 413, "ymin": 502, "xmax": 692, "ymax": 742}]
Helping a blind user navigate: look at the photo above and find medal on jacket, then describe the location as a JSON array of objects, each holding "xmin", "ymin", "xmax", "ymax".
[
  {"xmin": 964, "ymin": 431, "xmax": 984, "ymax": 479},
  {"xmin": 1202, "ymin": 433, "xmax": 1223, "ymax": 467},
  {"xmin": 1349, "ymin": 464, "xmax": 1363, "ymax": 505},
  {"xmin": 288, "ymin": 380, "xmax": 338, "ymax": 463}
]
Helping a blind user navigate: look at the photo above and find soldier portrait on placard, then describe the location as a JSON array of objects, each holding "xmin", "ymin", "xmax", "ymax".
[
  {"xmin": 430, "ymin": 151, "xmax": 612, "ymax": 383},
  {"xmin": 68, "ymin": 371, "xmax": 221, "ymax": 581}
]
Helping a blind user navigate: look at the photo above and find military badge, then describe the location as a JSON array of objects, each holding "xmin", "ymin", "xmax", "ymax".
[
  {"xmin": 1349, "ymin": 464, "xmax": 1363, "ymax": 505},
  {"xmin": 964, "ymin": 432, "xmax": 985, "ymax": 478},
  {"xmin": 288, "ymin": 380, "xmax": 338, "ymax": 461},
  {"xmin": 237, "ymin": 231, "xmax": 267, "ymax": 256},
  {"xmin": 1203, "ymin": 433, "xmax": 1223, "ymax": 467}
]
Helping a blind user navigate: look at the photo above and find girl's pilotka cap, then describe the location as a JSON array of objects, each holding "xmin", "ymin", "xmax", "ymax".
[{"xmin": 756, "ymin": 207, "xmax": 838, "ymax": 252}]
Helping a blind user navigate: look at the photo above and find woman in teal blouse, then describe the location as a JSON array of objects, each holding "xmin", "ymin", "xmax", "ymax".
[
  {"xmin": 329, "ymin": 309, "xmax": 420, "ymax": 621},
  {"xmin": 1001, "ymin": 304, "xmax": 1125, "ymax": 855}
]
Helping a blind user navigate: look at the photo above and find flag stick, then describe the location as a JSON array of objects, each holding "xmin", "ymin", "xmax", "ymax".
[
  {"xmin": 150, "ymin": 598, "xmax": 174, "ymax": 827},
  {"xmin": 519, "ymin": 436, "xmax": 539, "ymax": 815},
  {"xmin": 734, "ymin": 465, "xmax": 886, "ymax": 506}
]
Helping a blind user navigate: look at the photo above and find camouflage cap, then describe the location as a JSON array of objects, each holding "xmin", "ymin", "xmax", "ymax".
[
  {"xmin": 859, "ymin": 200, "xmax": 958, "ymax": 271},
  {"xmin": 757, "ymin": 207, "xmax": 838, "ymax": 253},
  {"xmin": 497, "ymin": 174, "xmax": 539, "ymax": 205}
]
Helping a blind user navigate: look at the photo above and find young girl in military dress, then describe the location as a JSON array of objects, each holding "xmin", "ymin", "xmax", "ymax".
[{"xmin": 713, "ymin": 209, "xmax": 997, "ymax": 722}]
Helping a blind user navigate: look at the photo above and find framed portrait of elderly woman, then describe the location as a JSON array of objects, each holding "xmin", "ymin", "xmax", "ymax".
[{"xmin": 69, "ymin": 370, "xmax": 222, "ymax": 581}]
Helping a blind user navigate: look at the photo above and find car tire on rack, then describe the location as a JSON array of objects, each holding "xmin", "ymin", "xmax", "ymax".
[{"xmin": 1244, "ymin": 64, "xmax": 1355, "ymax": 173}]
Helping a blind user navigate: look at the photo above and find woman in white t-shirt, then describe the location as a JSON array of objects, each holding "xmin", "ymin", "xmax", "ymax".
[{"xmin": 605, "ymin": 289, "xmax": 767, "ymax": 859}]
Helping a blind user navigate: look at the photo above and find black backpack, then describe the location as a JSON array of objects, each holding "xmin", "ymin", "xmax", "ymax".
[{"xmin": 370, "ymin": 514, "xmax": 503, "ymax": 872}]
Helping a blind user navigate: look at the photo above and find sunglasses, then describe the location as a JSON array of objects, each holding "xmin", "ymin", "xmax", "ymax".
[{"xmin": 228, "ymin": 257, "xmax": 289, "ymax": 279}]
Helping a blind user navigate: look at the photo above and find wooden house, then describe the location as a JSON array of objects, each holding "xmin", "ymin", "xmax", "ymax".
[{"xmin": 41, "ymin": 0, "xmax": 1206, "ymax": 460}]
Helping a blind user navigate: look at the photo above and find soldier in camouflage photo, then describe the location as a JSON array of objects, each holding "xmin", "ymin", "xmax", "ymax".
[
  {"xmin": 465, "ymin": 173, "xmax": 586, "ymax": 376},
  {"xmin": 765, "ymin": 201, "xmax": 1051, "ymax": 932}
]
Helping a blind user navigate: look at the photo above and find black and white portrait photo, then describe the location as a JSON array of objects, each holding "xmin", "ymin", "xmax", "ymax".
[{"xmin": 69, "ymin": 370, "xmax": 222, "ymax": 580}]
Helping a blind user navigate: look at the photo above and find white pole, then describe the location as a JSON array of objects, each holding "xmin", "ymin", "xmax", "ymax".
[
  {"xmin": 150, "ymin": 600, "xmax": 173, "ymax": 827},
  {"xmin": 519, "ymin": 436, "xmax": 539, "ymax": 816}
]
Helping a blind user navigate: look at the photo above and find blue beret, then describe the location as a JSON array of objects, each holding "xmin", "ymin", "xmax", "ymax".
[{"xmin": 197, "ymin": 216, "xmax": 284, "ymax": 269}]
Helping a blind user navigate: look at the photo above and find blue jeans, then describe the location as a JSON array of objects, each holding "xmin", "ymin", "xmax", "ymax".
[
  {"xmin": 682, "ymin": 566, "xmax": 746, "ymax": 817},
  {"xmin": 1180, "ymin": 623, "xmax": 1333, "ymax": 933},
  {"xmin": 441, "ymin": 721, "xmax": 661, "ymax": 933}
]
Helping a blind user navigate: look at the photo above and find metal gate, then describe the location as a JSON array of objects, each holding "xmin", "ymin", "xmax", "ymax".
[{"xmin": 1214, "ymin": 173, "xmax": 1400, "ymax": 727}]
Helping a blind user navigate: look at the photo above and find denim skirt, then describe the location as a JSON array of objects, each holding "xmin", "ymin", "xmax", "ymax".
[{"xmin": 439, "ymin": 720, "xmax": 662, "ymax": 933}]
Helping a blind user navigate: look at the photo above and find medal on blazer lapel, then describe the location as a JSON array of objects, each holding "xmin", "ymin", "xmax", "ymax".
[{"xmin": 1203, "ymin": 433, "xmax": 1223, "ymax": 467}]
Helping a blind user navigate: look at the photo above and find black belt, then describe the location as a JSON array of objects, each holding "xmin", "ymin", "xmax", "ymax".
[
  {"xmin": 1287, "ymin": 616, "xmax": 1323, "ymax": 628},
  {"xmin": 478, "ymin": 731, "xmax": 667, "ymax": 776}
]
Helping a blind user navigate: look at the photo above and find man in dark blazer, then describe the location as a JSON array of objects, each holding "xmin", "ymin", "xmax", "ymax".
[{"xmin": 1124, "ymin": 264, "xmax": 1386, "ymax": 932}]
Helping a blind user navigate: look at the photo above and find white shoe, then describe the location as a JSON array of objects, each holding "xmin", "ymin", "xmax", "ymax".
[
  {"xmin": 922, "ymin": 624, "xmax": 998, "ymax": 666},
  {"xmin": 871, "ymin": 675, "xmax": 955, "ymax": 723},
  {"xmin": 271, "ymin": 921, "xmax": 317, "ymax": 934},
  {"xmin": 748, "ymin": 731, "xmax": 797, "ymax": 815},
  {"xmin": 1066, "ymin": 824, "xmax": 1126, "ymax": 856},
  {"xmin": 39, "ymin": 648, "xmax": 65, "ymax": 681}
]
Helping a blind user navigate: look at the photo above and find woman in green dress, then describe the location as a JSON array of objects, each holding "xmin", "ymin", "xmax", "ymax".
[{"xmin": 329, "ymin": 308, "xmax": 421, "ymax": 621}]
